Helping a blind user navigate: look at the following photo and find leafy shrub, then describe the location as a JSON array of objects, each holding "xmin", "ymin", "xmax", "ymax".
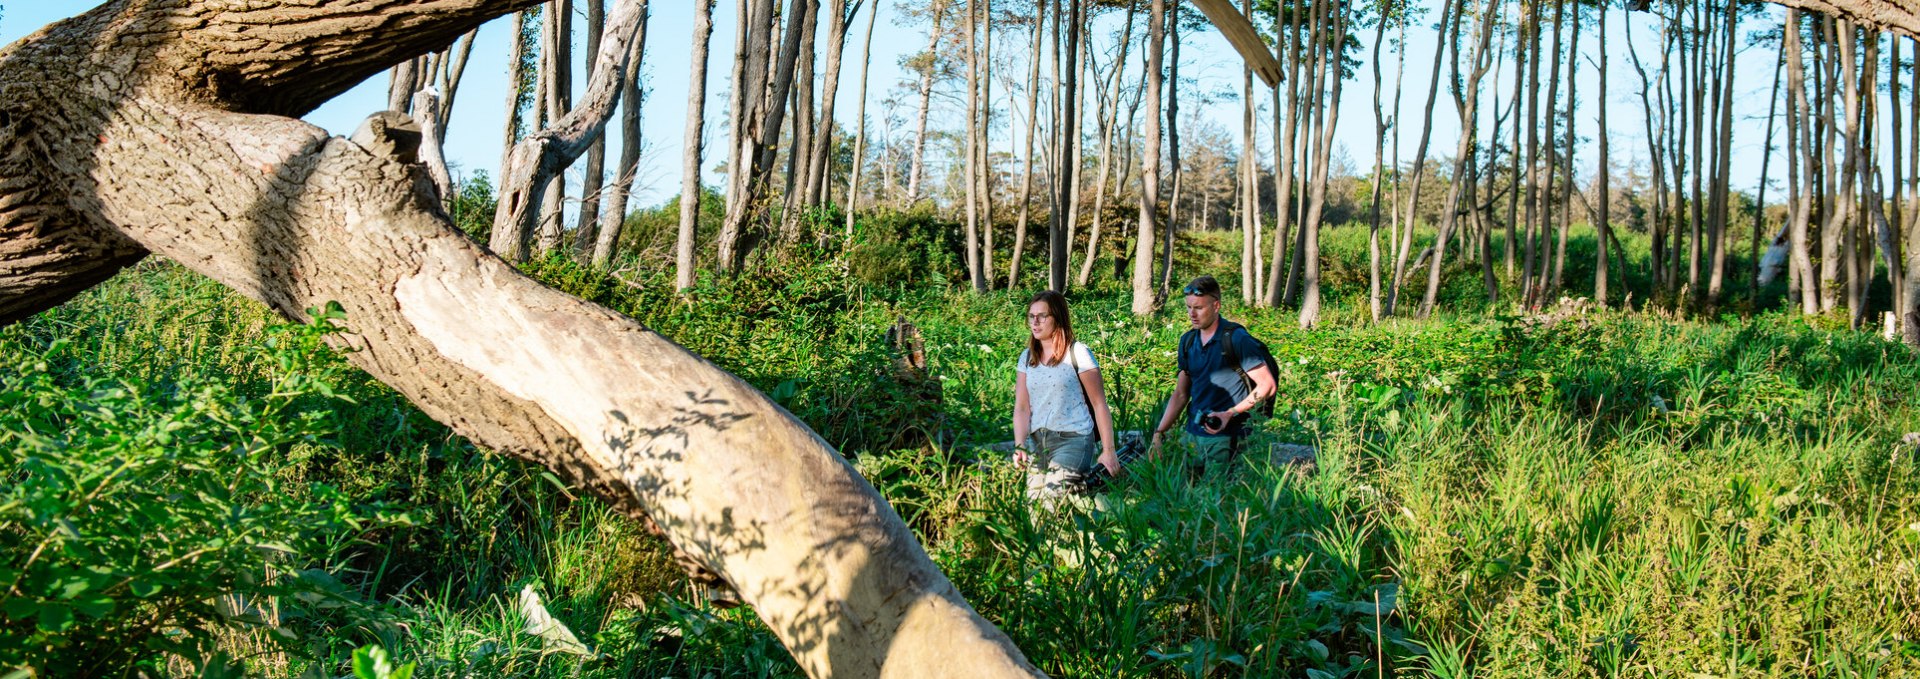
[{"xmin": 0, "ymin": 306, "xmax": 408, "ymax": 675}]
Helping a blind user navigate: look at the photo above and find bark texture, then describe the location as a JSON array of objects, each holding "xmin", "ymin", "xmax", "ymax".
[{"xmin": 0, "ymin": 3, "xmax": 1042, "ymax": 677}]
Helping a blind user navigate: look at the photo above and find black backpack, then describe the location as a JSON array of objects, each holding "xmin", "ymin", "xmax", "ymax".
[{"xmin": 1179, "ymin": 318, "xmax": 1281, "ymax": 418}]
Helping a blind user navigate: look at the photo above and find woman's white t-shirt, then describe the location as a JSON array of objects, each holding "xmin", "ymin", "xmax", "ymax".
[{"xmin": 1016, "ymin": 342, "xmax": 1098, "ymax": 435}]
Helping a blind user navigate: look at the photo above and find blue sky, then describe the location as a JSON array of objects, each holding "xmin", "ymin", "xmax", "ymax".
[{"xmin": 1, "ymin": 1, "xmax": 1806, "ymax": 212}]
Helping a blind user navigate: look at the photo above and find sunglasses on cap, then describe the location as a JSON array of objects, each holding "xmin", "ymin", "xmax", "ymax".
[{"xmin": 1182, "ymin": 283, "xmax": 1219, "ymax": 299}]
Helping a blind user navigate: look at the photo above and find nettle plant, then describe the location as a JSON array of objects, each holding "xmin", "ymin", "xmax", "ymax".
[{"xmin": 0, "ymin": 304, "xmax": 412, "ymax": 675}]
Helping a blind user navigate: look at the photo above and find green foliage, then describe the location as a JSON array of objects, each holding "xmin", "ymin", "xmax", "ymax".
[
  {"xmin": 0, "ymin": 303, "xmax": 408, "ymax": 675},
  {"xmin": 846, "ymin": 206, "xmax": 964, "ymax": 289},
  {"xmin": 446, "ymin": 173, "xmax": 498, "ymax": 242},
  {"xmin": 3, "ymin": 222, "xmax": 1916, "ymax": 677}
]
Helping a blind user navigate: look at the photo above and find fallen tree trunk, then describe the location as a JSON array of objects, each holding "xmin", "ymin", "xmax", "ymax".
[{"xmin": 0, "ymin": 2, "xmax": 1039, "ymax": 677}]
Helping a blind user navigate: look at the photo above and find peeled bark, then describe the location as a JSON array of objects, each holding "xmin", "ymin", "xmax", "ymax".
[{"xmin": 0, "ymin": 2, "xmax": 1042, "ymax": 677}]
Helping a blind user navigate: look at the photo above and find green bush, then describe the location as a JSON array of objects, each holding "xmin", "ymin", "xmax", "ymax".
[{"xmin": 0, "ymin": 306, "xmax": 408, "ymax": 675}]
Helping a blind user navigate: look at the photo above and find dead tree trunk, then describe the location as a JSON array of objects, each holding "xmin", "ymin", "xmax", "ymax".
[{"xmin": 0, "ymin": 3, "xmax": 1045, "ymax": 677}]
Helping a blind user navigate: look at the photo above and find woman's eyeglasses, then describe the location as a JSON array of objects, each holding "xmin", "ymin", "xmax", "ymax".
[{"xmin": 1027, "ymin": 313, "xmax": 1051, "ymax": 322}]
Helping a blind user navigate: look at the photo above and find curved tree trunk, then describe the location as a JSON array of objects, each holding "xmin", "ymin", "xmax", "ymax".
[{"xmin": 0, "ymin": 3, "xmax": 1042, "ymax": 677}]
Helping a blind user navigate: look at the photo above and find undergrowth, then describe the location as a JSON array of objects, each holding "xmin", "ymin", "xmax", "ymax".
[{"xmin": 2, "ymin": 226, "xmax": 1916, "ymax": 677}]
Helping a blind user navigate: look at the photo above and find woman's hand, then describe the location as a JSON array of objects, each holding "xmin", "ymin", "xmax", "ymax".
[
  {"xmin": 1099, "ymin": 451, "xmax": 1121, "ymax": 476},
  {"xmin": 1012, "ymin": 446, "xmax": 1029, "ymax": 466}
]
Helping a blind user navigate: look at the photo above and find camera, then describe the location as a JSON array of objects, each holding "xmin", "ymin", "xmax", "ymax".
[{"xmin": 1201, "ymin": 414, "xmax": 1225, "ymax": 431}]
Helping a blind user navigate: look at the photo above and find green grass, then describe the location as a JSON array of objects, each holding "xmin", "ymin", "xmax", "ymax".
[{"xmin": 2, "ymin": 222, "xmax": 1917, "ymax": 677}]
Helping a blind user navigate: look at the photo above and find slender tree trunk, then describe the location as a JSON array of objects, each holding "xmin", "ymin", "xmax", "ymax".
[
  {"xmin": 1416, "ymin": 0, "xmax": 1496, "ymax": 318},
  {"xmin": 906, "ymin": 3, "xmax": 949, "ymax": 203},
  {"xmin": 716, "ymin": 0, "xmax": 811, "ymax": 271},
  {"xmin": 1298, "ymin": 0, "xmax": 1346, "ymax": 327},
  {"xmin": 534, "ymin": 0, "xmax": 575, "ymax": 260},
  {"xmin": 779, "ymin": 0, "xmax": 820, "ymax": 243},
  {"xmin": 1161, "ymin": 1, "xmax": 1182, "ymax": 292},
  {"xmin": 575, "ymin": 0, "xmax": 610, "ymax": 255},
  {"xmin": 1387, "ymin": 0, "xmax": 1457, "ymax": 316},
  {"xmin": 1504, "ymin": 8, "xmax": 1523, "ymax": 283},
  {"xmin": 676, "ymin": 0, "xmax": 716, "ymax": 289},
  {"xmin": 1826, "ymin": 17, "xmax": 1860, "ymax": 314},
  {"xmin": 593, "ymin": 0, "xmax": 651, "ymax": 268},
  {"xmin": 964, "ymin": 0, "xmax": 984, "ymax": 291},
  {"xmin": 1282, "ymin": 0, "xmax": 1327, "ymax": 307},
  {"xmin": 1551, "ymin": 0, "xmax": 1577, "ymax": 298},
  {"xmin": 1265, "ymin": 0, "xmax": 1303, "ymax": 307},
  {"xmin": 845, "ymin": 1, "xmax": 881, "ymax": 240},
  {"xmin": 979, "ymin": 0, "xmax": 996, "ymax": 284},
  {"xmin": 1132, "ymin": 0, "xmax": 1164, "ymax": 315},
  {"xmin": 808, "ymin": 0, "xmax": 861, "ymax": 213},
  {"xmin": 1079, "ymin": 4, "xmax": 1136, "ymax": 287},
  {"xmin": 1050, "ymin": 0, "xmax": 1082, "ymax": 292},
  {"xmin": 1752, "ymin": 55, "xmax": 1784, "ymax": 295},
  {"xmin": 1706, "ymin": 0, "xmax": 1738, "ymax": 303},
  {"xmin": 1008, "ymin": 3, "xmax": 1042, "ymax": 287},
  {"xmin": 1788, "ymin": 9, "xmax": 1820, "ymax": 314},
  {"xmin": 1596, "ymin": 1, "xmax": 1611, "ymax": 305},
  {"xmin": 1368, "ymin": 3, "xmax": 1391, "ymax": 321}
]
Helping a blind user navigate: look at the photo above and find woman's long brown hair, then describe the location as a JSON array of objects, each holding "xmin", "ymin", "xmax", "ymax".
[{"xmin": 1025, "ymin": 290, "xmax": 1076, "ymax": 367}]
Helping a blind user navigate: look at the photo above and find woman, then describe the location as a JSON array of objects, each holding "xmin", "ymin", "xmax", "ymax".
[{"xmin": 1011, "ymin": 290, "xmax": 1119, "ymax": 500}]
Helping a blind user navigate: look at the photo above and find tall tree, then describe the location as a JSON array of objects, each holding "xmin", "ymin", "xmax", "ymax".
[
  {"xmin": 1415, "ymin": 0, "xmax": 1496, "ymax": 318},
  {"xmin": 1385, "ymin": 0, "xmax": 1455, "ymax": 316},
  {"xmin": 715, "ymin": 0, "xmax": 811, "ymax": 271},
  {"xmin": 1008, "ymin": 0, "xmax": 1044, "ymax": 288},
  {"xmin": 1050, "ymin": 0, "xmax": 1083, "ymax": 292},
  {"xmin": 1595, "ymin": 0, "xmax": 1612, "ymax": 305},
  {"xmin": 533, "ymin": 0, "xmax": 574, "ymax": 259},
  {"xmin": 593, "ymin": 0, "xmax": 652, "ymax": 268},
  {"xmin": 1298, "ymin": 0, "xmax": 1349, "ymax": 328},
  {"xmin": 1132, "ymin": 0, "xmax": 1165, "ymax": 316},
  {"xmin": 676, "ymin": 0, "xmax": 717, "ymax": 290},
  {"xmin": 844, "ymin": 0, "xmax": 882, "ymax": 239},
  {"xmin": 905, "ymin": 1, "xmax": 952, "ymax": 203},
  {"xmin": 575, "ymin": 0, "xmax": 609, "ymax": 254}
]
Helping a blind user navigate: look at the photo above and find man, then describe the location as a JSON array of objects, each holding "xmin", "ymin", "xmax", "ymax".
[{"xmin": 1148, "ymin": 275, "xmax": 1276, "ymax": 474}]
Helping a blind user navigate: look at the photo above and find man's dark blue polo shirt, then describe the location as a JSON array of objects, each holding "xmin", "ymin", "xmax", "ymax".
[{"xmin": 1176, "ymin": 319, "xmax": 1270, "ymax": 438}]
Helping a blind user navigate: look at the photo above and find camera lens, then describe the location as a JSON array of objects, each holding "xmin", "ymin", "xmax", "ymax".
[{"xmin": 1202, "ymin": 415, "xmax": 1223, "ymax": 430}]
